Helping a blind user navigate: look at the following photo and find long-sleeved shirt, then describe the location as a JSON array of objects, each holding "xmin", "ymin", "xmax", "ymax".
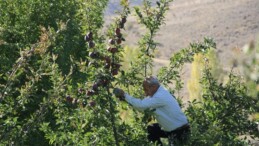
[{"xmin": 124, "ymin": 85, "xmax": 188, "ymax": 132}]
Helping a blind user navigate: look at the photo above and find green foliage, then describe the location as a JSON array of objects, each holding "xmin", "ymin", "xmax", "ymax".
[
  {"xmin": 0, "ymin": 0, "xmax": 258, "ymax": 145},
  {"xmin": 158, "ymin": 38, "xmax": 216, "ymax": 93},
  {"xmin": 241, "ymin": 40, "xmax": 259, "ymax": 121},
  {"xmin": 187, "ymin": 49, "xmax": 222, "ymax": 101},
  {"xmin": 121, "ymin": 46, "xmax": 141, "ymax": 69},
  {"xmin": 131, "ymin": 0, "xmax": 173, "ymax": 77},
  {"xmin": 240, "ymin": 40, "xmax": 259, "ymax": 97},
  {"xmin": 231, "ymin": 40, "xmax": 259, "ymax": 121},
  {"xmin": 0, "ymin": 0, "xmax": 112, "ymax": 145},
  {"xmin": 185, "ymin": 62, "xmax": 258, "ymax": 145},
  {"xmin": 0, "ymin": 0, "xmax": 82, "ymax": 75}
]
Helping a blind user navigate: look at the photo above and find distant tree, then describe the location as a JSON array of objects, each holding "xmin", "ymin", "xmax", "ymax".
[
  {"xmin": 187, "ymin": 48, "xmax": 222, "ymax": 101},
  {"xmin": 121, "ymin": 46, "xmax": 141, "ymax": 70},
  {"xmin": 186, "ymin": 62, "xmax": 258, "ymax": 145},
  {"xmin": 240, "ymin": 40, "xmax": 259, "ymax": 97},
  {"xmin": 240, "ymin": 40, "xmax": 259, "ymax": 120}
]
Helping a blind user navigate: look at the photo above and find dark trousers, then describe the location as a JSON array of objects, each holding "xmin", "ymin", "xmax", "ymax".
[{"xmin": 147, "ymin": 123, "xmax": 190, "ymax": 146}]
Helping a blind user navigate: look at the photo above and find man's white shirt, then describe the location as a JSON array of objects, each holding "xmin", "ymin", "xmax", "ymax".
[{"xmin": 124, "ymin": 85, "xmax": 188, "ymax": 132}]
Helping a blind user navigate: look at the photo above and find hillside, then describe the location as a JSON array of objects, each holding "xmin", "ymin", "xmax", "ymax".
[{"xmin": 119, "ymin": 0, "xmax": 259, "ymax": 63}]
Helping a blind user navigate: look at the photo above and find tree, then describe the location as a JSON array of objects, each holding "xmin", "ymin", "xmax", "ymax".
[
  {"xmin": 0, "ymin": 0, "xmax": 83, "ymax": 75},
  {"xmin": 187, "ymin": 49, "xmax": 222, "ymax": 102},
  {"xmin": 240, "ymin": 40, "xmax": 259, "ymax": 121},
  {"xmin": 185, "ymin": 62, "xmax": 258, "ymax": 145},
  {"xmin": 0, "ymin": 0, "xmax": 258, "ymax": 145}
]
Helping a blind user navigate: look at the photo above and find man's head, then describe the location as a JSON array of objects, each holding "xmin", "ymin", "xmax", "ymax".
[{"xmin": 143, "ymin": 76, "xmax": 160, "ymax": 96}]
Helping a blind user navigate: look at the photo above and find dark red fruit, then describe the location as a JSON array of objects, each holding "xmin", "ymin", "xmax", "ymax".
[
  {"xmin": 108, "ymin": 47, "xmax": 118, "ymax": 53},
  {"xmin": 104, "ymin": 56, "xmax": 111, "ymax": 64},
  {"xmin": 112, "ymin": 63, "xmax": 121, "ymax": 69},
  {"xmin": 109, "ymin": 39, "xmax": 115, "ymax": 45},
  {"xmin": 115, "ymin": 28, "xmax": 121, "ymax": 36},
  {"xmin": 112, "ymin": 47, "xmax": 118, "ymax": 53},
  {"xmin": 92, "ymin": 83, "xmax": 98, "ymax": 92},
  {"xmin": 121, "ymin": 17, "xmax": 127, "ymax": 24},
  {"xmin": 117, "ymin": 38, "xmax": 122, "ymax": 44},
  {"xmin": 87, "ymin": 90, "xmax": 95, "ymax": 96},
  {"xmin": 112, "ymin": 69, "xmax": 119, "ymax": 76},
  {"xmin": 89, "ymin": 101, "xmax": 96, "ymax": 107},
  {"xmin": 88, "ymin": 41, "xmax": 95, "ymax": 48},
  {"xmin": 89, "ymin": 51, "xmax": 99, "ymax": 59},
  {"xmin": 66, "ymin": 95, "xmax": 73, "ymax": 103},
  {"xmin": 84, "ymin": 35, "xmax": 90, "ymax": 42},
  {"xmin": 87, "ymin": 32, "xmax": 93, "ymax": 40}
]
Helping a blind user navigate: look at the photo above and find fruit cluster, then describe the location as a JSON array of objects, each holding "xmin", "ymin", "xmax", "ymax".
[
  {"xmin": 66, "ymin": 15, "xmax": 128, "ymax": 108},
  {"xmin": 84, "ymin": 32, "xmax": 95, "ymax": 48},
  {"xmin": 66, "ymin": 95, "xmax": 88, "ymax": 107},
  {"xmin": 84, "ymin": 31, "xmax": 99, "ymax": 68},
  {"xmin": 87, "ymin": 77, "xmax": 110, "ymax": 96},
  {"xmin": 119, "ymin": 17, "xmax": 127, "ymax": 29},
  {"xmin": 65, "ymin": 86, "xmax": 100, "ymax": 108},
  {"xmin": 107, "ymin": 18, "xmax": 126, "ymax": 76}
]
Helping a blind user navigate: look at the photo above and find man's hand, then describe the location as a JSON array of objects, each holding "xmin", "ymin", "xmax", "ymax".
[{"xmin": 113, "ymin": 88, "xmax": 125, "ymax": 101}]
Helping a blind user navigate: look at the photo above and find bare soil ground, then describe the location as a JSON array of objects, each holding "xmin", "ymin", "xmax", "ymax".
[{"xmin": 125, "ymin": 0, "xmax": 259, "ymax": 62}]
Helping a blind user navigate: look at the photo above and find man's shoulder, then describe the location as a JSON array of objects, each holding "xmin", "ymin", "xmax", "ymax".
[{"xmin": 154, "ymin": 86, "xmax": 172, "ymax": 97}]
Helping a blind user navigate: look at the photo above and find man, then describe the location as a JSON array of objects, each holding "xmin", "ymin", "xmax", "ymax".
[{"xmin": 113, "ymin": 76, "xmax": 190, "ymax": 145}]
